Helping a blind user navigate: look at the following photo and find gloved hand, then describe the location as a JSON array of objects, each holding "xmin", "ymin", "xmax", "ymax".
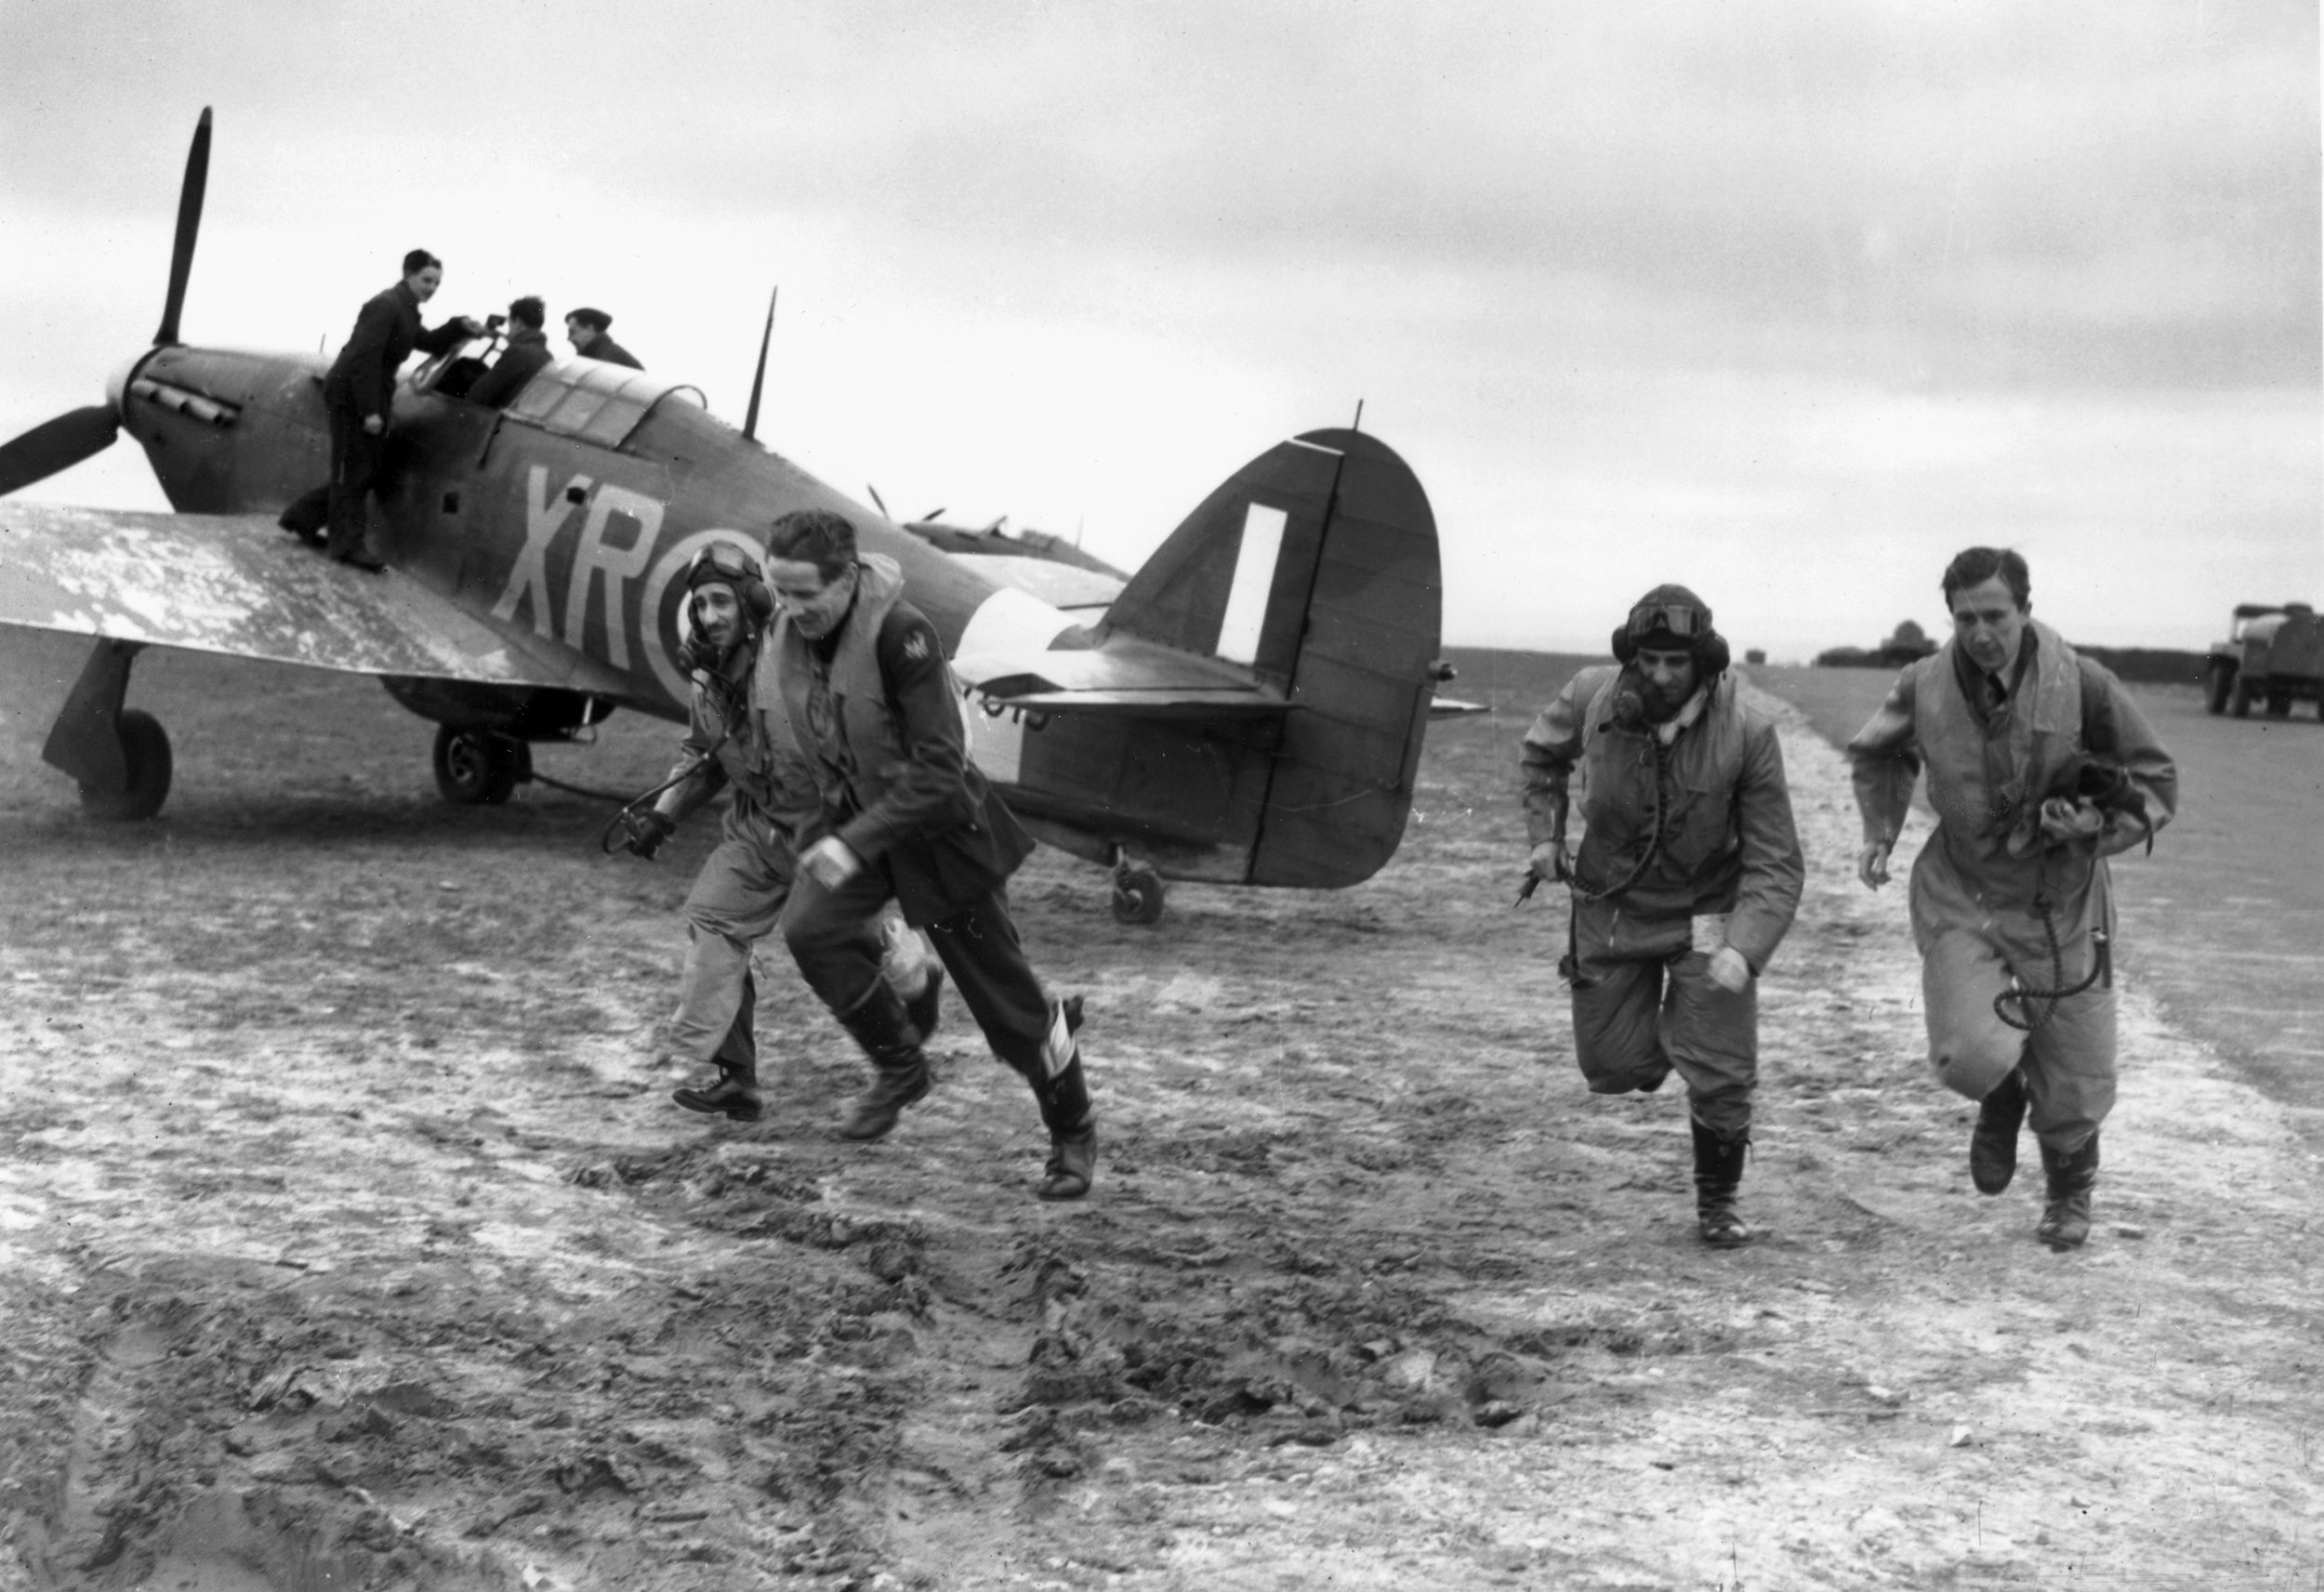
[
  {"xmin": 620, "ymin": 809, "xmax": 676, "ymax": 861},
  {"xmin": 1528, "ymin": 839, "xmax": 1574, "ymax": 885},
  {"xmin": 1708, "ymin": 945, "xmax": 1752, "ymax": 993},
  {"xmin": 2038, "ymin": 796, "xmax": 2106, "ymax": 847}
]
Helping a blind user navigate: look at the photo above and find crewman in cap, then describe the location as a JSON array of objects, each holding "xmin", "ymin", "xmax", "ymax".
[
  {"xmin": 618, "ymin": 542, "xmax": 938, "ymax": 1125},
  {"xmin": 564, "ymin": 307, "xmax": 642, "ymax": 370},
  {"xmin": 1848, "ymin": 547, "xmax": 2175, "ymax": 1250},
  {"xmin": 1521, "ymin": 585, "xmax": 1804, "ymax": 1245}
]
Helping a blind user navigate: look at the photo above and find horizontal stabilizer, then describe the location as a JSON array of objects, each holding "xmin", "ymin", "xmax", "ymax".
[{"xmin": 0, "ymin": 501, "xmax": 628, "ymax": 692}]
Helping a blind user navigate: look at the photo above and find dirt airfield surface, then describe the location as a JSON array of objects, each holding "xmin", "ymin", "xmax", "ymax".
[{"xmin": 1, "ymin": 631, "xmax": 2318, "ymax": 1591}]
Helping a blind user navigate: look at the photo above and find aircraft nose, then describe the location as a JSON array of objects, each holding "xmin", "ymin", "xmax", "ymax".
[{"xmin": 103, "ymin": 352, "xmax": 144, "ymax": 416}]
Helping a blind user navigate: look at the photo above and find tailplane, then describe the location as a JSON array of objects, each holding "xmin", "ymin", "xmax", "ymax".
[{"xmin": 1101, "ymin": 428, "xmax": 1441, "ymax": 888}]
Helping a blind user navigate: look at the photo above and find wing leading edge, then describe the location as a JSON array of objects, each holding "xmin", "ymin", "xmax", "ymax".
[{"xmin": 0, "ymin": 502, "xmax": 626, "ymax": 691}]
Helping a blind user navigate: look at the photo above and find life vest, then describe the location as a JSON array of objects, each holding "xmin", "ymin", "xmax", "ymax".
[
  {"xmin": 1911, "ymin": 619, "xmax": 2086, "ymax": 865},
  {"xmin": 1569, "ymin": 668, "xmax": 1755, "ymax": 914},
  {"xmin": 766, "ymin": 554, "xmax": 920, "ymax": 820}
]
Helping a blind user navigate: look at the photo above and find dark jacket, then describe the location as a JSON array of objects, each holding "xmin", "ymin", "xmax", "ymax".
[
  {"xmin": 765, "ymin": 555, "xmax": 1034, "ymax": 925},
  {"xmin": 1522, "ymin": 666, "xmax": 1804, "ymax": 971},
  {"xmin": 581, "ymin": 333, "xmax": 641, "ymax": 370},
  {"xmin": 465, "ymin": 327, "xmax": 553, "ymax": 409},
  {"xmin": 324, "ymin": 282, "xmax": 471, "ymax": 422}
]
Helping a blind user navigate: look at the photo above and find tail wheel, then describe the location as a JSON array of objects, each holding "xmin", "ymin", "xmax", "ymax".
[
  {"xmin": 433, "ymin": 725, "xmax": 521, "ymax": 805},
  {"xmin": 2204, "ymin": 661, "xmax": 2234, "ymax": 716},
  {"xmin": 79, "ymin": 709, "xmax": 172, "ymax": 822},
  {"xmin": 1110, "ymin": 862, "xmax": 1166, "ymax": 926}
]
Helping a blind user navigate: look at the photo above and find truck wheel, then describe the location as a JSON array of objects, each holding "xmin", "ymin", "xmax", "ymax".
[
  {"xmin": 2232, "ymin": 678, "xmax": 2253, "ymax": 718},
  {"xmin": 2205, "ymin": 661, "xmax": 2235, "ymax": 715},
  {"xmin": 2265, "ymin": 689, "xmax": 2291, "ymax": 717}
]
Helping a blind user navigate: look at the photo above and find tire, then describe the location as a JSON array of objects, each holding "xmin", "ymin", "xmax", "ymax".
[
  {"xmin": 79, "ymin": 709, "xmax": 172, "ymax": 822},
  {"xmin": 2204, "ymin": 661, "xmax": 2234, "ymax": 716},
  {"xmin": 433, "ymin": 724, "xmax": 520, "ymax": 805},
  {"xmin": 2265, "ymin": 689, "xmax": 2291, "ymax": 717},
  {"xmin": 1110, "ymin": 864, "xmax": 1167, "ymax": 926},
  {"xmin": 2232, "ymin": 678, "xmax": 2253, "ymax": 718}
]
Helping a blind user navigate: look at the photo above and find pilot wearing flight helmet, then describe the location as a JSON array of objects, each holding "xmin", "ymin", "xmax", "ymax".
[
  {"xmin": 619, "ymin": 543, "xmax": 938, "ymax": 1125},
  {"xmin": 1521, "ymin": 585, "xmax": 1804, "ymax": 1247}
]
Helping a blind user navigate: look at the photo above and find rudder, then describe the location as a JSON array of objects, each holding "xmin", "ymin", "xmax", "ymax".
[{"xmin": 1102, "ymin": 428, "xmax": 1442, "ymax": 888}]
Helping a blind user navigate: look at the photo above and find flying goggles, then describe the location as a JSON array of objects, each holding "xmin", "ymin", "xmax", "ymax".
[{"xmin": 1625, "ymin": 601, "xmax": 1709, "ymax": 641}]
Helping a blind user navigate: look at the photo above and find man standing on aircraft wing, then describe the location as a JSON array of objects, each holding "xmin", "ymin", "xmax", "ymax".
[
  {"xmin": 619, "ymin": 545, "xmax": 940, "ymax": 1125},
  {"xmin": 1522, "ymin": 585, "xmax": 1803, "ymax": 1246},
  {"xmin": 1848, "ymin": 547, "xmax": 2175, "ymax": 1251},
  {"xmin": 316, "ymin": 248, "xmax": 482, "ymax": 571},
  {"xmin": 764, "ymin": 508, "xmax": 1099, "ymax": 1201}
]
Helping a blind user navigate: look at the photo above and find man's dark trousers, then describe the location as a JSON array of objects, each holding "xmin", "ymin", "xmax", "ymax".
[
  {"xmin": 324, "ymin": 399, "xmax": 389, "ymax": 559},
  {"xmin": 784, "ymin": 865, "xmax": 1050, "ymax": 1075}
]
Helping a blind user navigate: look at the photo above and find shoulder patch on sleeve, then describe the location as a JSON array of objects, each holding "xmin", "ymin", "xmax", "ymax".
[{"xmin": 901, "ymin": 627, "xmax": 931, "ymax": 662}]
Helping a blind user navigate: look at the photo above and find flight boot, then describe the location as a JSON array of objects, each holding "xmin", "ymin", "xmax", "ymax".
[
  {"xmin": 672, "ymin": 1062, "xmax": 762, "ymax": 1124},
  {"xmin": 2035, "ymin": 1132, "xmax": 2100, "ymax": 1251},
  {"xmin": 835, "ymin": 981, "xmax": 932, "ymax": 1141},
  {"xmin": 1690, "ymin": 1117, "xmax": 1751, "ymax": 1247},
  {"xmin": 1969, "ymin": 1066, "xmax": 2028, "ymax": 1194},
  {"xmin": 1031, "ymin": 996, "xmax": 1095, "ymax": 1202}
]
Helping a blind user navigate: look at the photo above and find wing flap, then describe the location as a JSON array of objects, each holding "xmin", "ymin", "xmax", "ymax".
[{"xmin": 0, "ymin": 502, "xmax": 624, "ymax": 691}]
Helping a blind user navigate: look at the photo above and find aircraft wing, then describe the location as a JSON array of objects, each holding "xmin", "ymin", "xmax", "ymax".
[{"xmin": 0, "ymin": 502, "xmax": 627, "ymax": 691}]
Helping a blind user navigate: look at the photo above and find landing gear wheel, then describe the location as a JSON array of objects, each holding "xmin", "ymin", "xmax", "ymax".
[
  {"xmin": 433, "ymin": 725, "xmax": 521, "ymax": 805},
  {"xmin": 1110, "ymin": 862, "xmax": 1166, "ymax": 926},
  {"xmin": 2204, "ymin": 661, "xmax": 2234, "ymax": 716},
  {"xmin": 79, "ymin": 709, "xmax": 172, "ymax": 822}
]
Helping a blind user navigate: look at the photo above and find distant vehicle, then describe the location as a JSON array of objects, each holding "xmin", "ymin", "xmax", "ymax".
[
  {"xmin": 1815, "ymin": 619, "xmax": 1938, "ymax": 670},
  {"xmin": 2206, "ymin": 603, "xmax": 2324, "ymax": 718}
]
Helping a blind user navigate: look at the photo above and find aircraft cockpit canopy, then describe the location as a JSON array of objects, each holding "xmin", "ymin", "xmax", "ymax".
[
  {"xmin": 411, "ymin": 335, "xmax": 706, "ymax": 452},
  {"xmin": 501, "ymin": 359, "xmax": 706, "ymax": 451}
]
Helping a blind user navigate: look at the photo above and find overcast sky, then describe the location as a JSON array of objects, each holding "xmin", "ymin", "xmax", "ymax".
[{"xmin": 3, "ymin": 0, "xmax": 2314, "ymax": 654}]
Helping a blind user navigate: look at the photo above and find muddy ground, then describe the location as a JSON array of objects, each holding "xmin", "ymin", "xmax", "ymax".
[{"xmin": 1, "ymin": 632, "xmax": 2318, "ymax": 1591}]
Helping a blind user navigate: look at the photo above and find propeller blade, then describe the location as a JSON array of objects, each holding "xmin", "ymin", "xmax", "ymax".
[
  {"xmin": 154, "ymin": 107, "xmax": 212, "ymax": 346},
  {"xmin": 741, "ymin": 283, "xmax": 777, "ymax": 442},
  {"xmin": 0, "ymin": 405, "xmax": 120, "ymax": 497}
]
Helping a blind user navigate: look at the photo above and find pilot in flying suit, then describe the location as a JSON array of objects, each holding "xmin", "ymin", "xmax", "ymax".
[
  {"xmin": 1848, "ymin": 546, "xmax": 2175, "ymax": 1251},
  {"xmin": 625, "ymin": 546, "xmax": 936, "ymax": 1124},
  {"xmin": 762, "ymin": 507, "xmax": 1098, "ymax": 1202},
  {"xmin": 1522, "ymin": 586, "xmax": 1804, "ymax": 1246}
]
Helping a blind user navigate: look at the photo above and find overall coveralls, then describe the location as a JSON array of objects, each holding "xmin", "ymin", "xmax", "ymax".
[{"xmin": 1847, "ymin": 619, "xmax": 2176, "ymax": 1244}]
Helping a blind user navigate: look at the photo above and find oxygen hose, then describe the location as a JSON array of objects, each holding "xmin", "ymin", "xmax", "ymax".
[
  {"xmin": 1993, "ymin": 870, "xmax": 2111, "ymax": 1033},
  {"xmin": 597, "ymin": 732, "xmax": 729, "ymax": 856}
]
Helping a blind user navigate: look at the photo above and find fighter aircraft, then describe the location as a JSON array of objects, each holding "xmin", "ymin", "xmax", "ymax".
[{"xmin": 0, "ymin": 112, "xmax": 1451, "ymax": 924}]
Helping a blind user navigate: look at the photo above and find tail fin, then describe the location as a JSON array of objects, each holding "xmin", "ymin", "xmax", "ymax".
[{"xmin": 1103, "ymin": 428, "xmax": 1442, "ymax": 888}]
